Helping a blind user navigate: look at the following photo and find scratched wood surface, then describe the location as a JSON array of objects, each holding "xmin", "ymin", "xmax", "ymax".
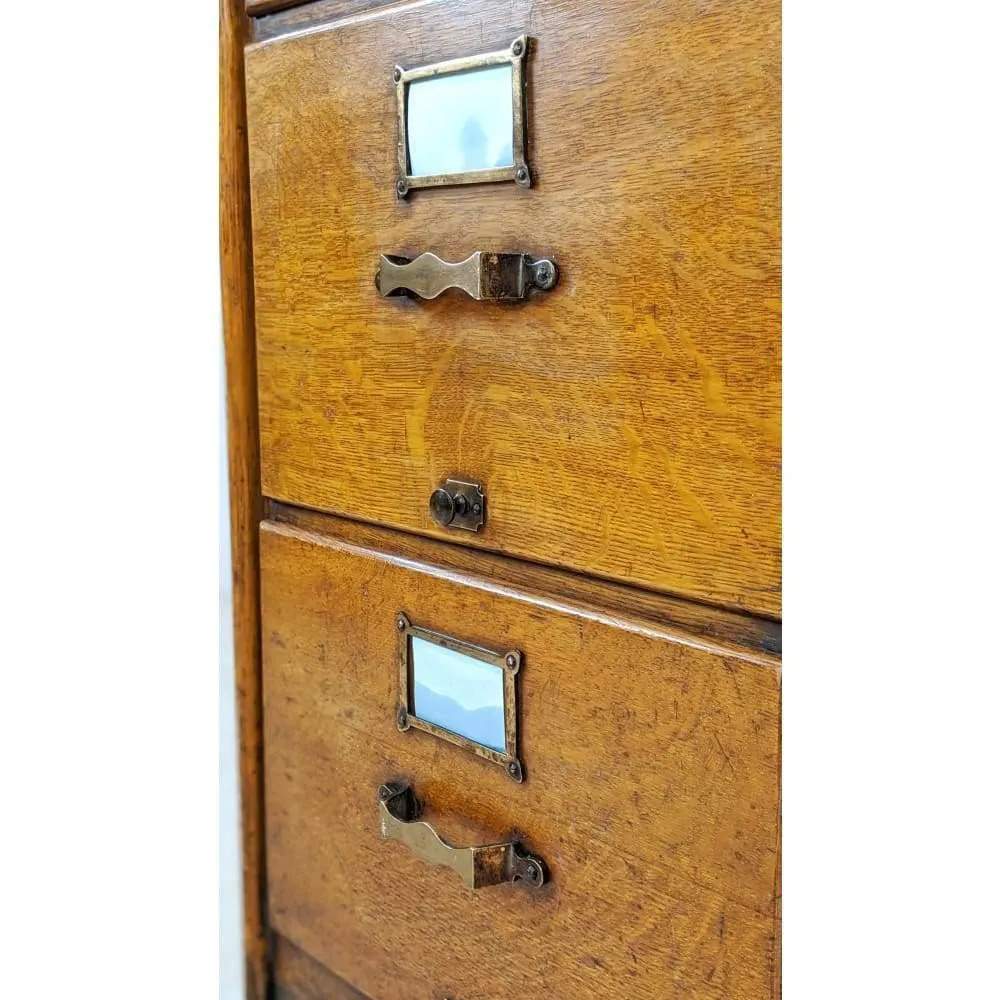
[
  {"xmin": 244, "ymin": 0, "xmax": 781, "ymax": 617},
  {"xmin": 260, "ymin": 519, "xmax": 780, "ymax": 999}
]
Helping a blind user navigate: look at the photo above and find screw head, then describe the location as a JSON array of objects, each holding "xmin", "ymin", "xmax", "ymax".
[
  {"xmin": 511, "ymin": 39, "xmax": 524, "ymax": 57},
  {"xmin": 535, "ymin": 261, "xmax": 555, "ymax": 288},
  {"xmin": 396, "ymin": 615, "xmax": 407, "ymax": 632},
  {"xmin": 392, "ymin": 67, "xmax": 402, "ymax": 82},
  {"xmin": 472, "ymin": 502, "xmax": 482, "ymax": 515},
  {"xmin": 397, "ymin": 707, "xmax": 408, "ymax": 728},
  {"xmin": 505, "ymin": 653, "xmax": 517, "ymax": 669},
  {"xmin": 378, "ymin": 785, "xmax": 391, "ymax": 801},
  {"xmin": 515, "ymin": 166, "xmax": 528, "ymax": 183},
  {"xmin": 395, "ymin": 178, "xmax": 408, "ymax": 197},
  {"xmin": 506, "ymin": 760, "xmax": 523, "ymax": 782}
]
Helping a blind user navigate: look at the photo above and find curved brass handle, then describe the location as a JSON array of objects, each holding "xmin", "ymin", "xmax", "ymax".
[
  {"xmin": 375, "ymin": 251, "xmax": 557, "ymax": 302},
  {"xmin": 377, "ymin": 783, "xmax": 546, "ymax": 890}
]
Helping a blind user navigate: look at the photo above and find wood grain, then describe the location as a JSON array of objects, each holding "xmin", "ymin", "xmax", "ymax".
[
  {"xmin": 244, "ymin": 0, "xmax": 781, "ymax": 617},
  {"xmin": 273, "ymin": 935, "xmax": 372, "ymax": 1000},
  {"xmin": 268, "ymin": 500, "xmax": 781, "ymax": 655},
  {"xmin": 221, "ymin": 0, "xmax": 269, "ymax": 996},
  {"xmin": 260, "ymin": 519, "xmax": 780, "ymax": 998},
  {"xmin": 249, "ymin": 0, "xmax": 405, "ymax": 39},
  {"xmin": 246, "ymin": 0, "xmax": 303, "ymax": 16}
]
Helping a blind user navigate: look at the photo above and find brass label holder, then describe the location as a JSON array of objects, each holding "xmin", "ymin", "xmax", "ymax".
[
  {"xmin": 378, "ymin": 782, "xmax": 545, "ymax": 890},
  {"xmin": 393, "ymin": 35, "xmax": 531, "ymax": 198},
  {"xmin": 396, "ymin": 613, "xmax": 524, "ymax": 783}
]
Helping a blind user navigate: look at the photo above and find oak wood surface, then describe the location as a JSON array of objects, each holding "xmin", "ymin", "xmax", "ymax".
[
  {"xmin": 249, "ymin": 0, "xmax": 402, "ymax": 37},
  {"xmin": 260, "ymin": 518, "xmax": 780, "ymax": 998},
  {"xmin": 268, "ymin": 500, "xmax": 780, "ymax": 655},
  {"xmin": 221, "ymin": 0, "xmax": 268, "ymax": 996},
  {"xmin": 274, "ymin": 935, "xmax": 372, "ymax": 1000},
  {"xmin": 244, "ymin": 0, "xmax": 781, "ymax": 617},
  {"xmin": 246, "ymin": 0, "xmax": 303, "ymax": 15}
]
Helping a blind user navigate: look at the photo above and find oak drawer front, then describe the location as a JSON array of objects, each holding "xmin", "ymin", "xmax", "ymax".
[
  {"xmin": 260, "ymin": 520, "xmax": 780, "ymax": 999},
  {"xmin": 245, "ymin": 0, "xmax": 781, "ymax": 618}
]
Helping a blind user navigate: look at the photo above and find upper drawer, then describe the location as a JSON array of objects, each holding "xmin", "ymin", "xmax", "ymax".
[{"xmin": 244, "ymin": 0, "xmax": 781, "ymax": 617}]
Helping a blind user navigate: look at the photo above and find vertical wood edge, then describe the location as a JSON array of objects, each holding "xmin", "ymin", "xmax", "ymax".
[
  {"xmin": 772, "ymin": 673, "xmax": 782, "ymax": 1000},
  {"xmin": 221, "ymin": 1, "xmax": 268, "ymax": 998}
]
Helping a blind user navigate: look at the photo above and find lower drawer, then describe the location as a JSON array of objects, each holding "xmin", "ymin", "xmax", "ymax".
[{"xmin": 260, "ymin": 517, "xmax": 780, "ymax": 1000}]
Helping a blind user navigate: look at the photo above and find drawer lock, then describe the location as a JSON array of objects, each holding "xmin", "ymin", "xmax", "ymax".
[
  {"xmin": 428, "ymin": 478, "xmax": 485, "ymax": 532},
  {"xmin": 378, "ymin": 782, "xmax": 546, "ymax": 890}
]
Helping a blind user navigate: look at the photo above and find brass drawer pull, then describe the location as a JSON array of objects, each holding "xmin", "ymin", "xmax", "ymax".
[
  {"xmin": 377, "ymin": 782, "xmax": 546, "ymax": 890},
  {"xmin": 375, "ymin": 251, "xmax": 557, "ymax": 302}
]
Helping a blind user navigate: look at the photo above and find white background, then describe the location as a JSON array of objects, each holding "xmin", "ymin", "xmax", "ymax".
[{"xmin": 1, "ymin": 2, "xmax": 999, "ymax": 997}]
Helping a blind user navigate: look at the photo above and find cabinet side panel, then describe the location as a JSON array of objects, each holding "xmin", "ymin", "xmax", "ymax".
[{"xmin": 221, "ymin": 0, "xmax": 268, "ymax": 997}]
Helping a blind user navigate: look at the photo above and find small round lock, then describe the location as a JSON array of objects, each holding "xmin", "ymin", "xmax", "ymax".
[
  {"xmin": 429, "ymin": 488, "xmax": 456, "ymax": 527},
  {"xmin": 428, "ymin": 480, "xmax": 484, "ymax": 531},
  {"xmin": 523, "ymin": 860, "xmax": 543, "ymax": 885}
]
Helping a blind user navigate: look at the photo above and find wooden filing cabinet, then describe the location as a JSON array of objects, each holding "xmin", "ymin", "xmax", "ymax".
[{"xmin": 221, "ymin": 1, "xmax": 780, "ymax": 998}]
